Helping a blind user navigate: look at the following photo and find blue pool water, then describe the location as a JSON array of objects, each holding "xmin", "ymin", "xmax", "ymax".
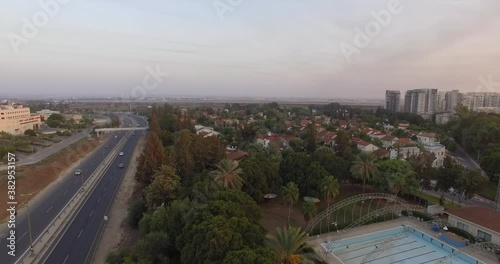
[{"xmin": 322, "ymin": 225, "xmax": 483, "ymax": 264}]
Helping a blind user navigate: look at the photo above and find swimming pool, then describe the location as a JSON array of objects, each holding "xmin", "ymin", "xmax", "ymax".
[{"xmin": 322, "ymin": 225, "xmax": 483, "ymax": 264}]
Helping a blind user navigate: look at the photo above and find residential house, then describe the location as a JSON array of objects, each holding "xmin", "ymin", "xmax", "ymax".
[
  {"xmin": 355, "ymin": 139, "xmax": 379, "ymax": 153},
  {"xmin": 417, "ymin": 132, "xmax": 437, "ymax": 146},
  {"xmin": 195, "ymin": 125, "xmax": 220, "ymax": 137},
  {"xmin": 380, "ymin": 135, "xmax": 399, "ymax": 148},
  {"xmin": 256, "ymin": 133, "xmax": 289, "ymax": 149},
  {"xmin": 446, "ymin": 207, "xmax": 500, "ymax": 245},
  {"xmin": 398, "ymin": 122, "xmax": 410, "ymax": 130},
  {"xmin": 317, "ymin": 131, "xmax": 337, "ymax": 147},
  {"xmin": 390, "ymin": 146, "xmax": 421, "ymax": 160},
  {"xmin": 423, "ymin": 143, "xmax": 446, "ymax": 167},
  {"xmin": 337, "ymin": 120, "xmax": 348, "ymax": 129},
  {"xmin": 373, "ymin": 149, "xmax": 390, "ymax": 159},
  {"xmin": 225, "ymin": 147, "xmax": 249, "ymax": 161}
]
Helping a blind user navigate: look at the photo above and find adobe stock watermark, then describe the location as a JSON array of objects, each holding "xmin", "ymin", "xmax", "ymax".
[
  {"xmin": 213, "ymin": 0, "xmax": 243, "ymax": 21},
  {"xmin": 340, "ymin": 0, "xmax": 410, "ymax": 63},
  {"xmin": 475, "ymin": 74, "xmax": 500, "ymax": 93},
  {"xmin": 7, "ymin": 0, "xmax": 72, "ymax": 54},
  {"xmin": 112, "ymin": 64, "xmax": 170, "ymax": 109}
]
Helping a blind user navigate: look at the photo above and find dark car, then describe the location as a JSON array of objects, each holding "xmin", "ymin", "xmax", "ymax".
[{"xmin": 118, "ymin": 163, "xmax": 124, "ymax": 168}]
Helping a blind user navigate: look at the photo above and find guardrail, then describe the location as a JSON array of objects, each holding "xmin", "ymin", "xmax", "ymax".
[{"xmin": 15, "ymin": 133, "xmax": 130, "ymax": 264}]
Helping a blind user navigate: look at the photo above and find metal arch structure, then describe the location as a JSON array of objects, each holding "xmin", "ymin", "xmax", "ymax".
[
  {"xmin": 305, "ymin": 193, "xmax": 426, "ymax": 234},
  {"xmin": 435, "ymin": 242, "xmax": 500, "ymax": 264}
]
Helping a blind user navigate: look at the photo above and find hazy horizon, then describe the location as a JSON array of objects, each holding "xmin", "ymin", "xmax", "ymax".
[{"xmin": 1, "ymin": 0, "xmax": 500, "ymax": 98}]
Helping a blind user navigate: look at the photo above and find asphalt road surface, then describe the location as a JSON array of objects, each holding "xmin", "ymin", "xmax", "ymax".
[
  {"xmin": 0, "ymin": 116, "xmax": 142, "ymax": 264},
  {"xmin": 44, "ymin": 115, "xmax": 146, "ymax": 264}
]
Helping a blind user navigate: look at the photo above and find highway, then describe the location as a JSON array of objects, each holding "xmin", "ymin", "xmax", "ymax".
[
  {"xmin": 0, "ymin": 115, "xmax": 143, "ymax": 264},
  {"xmin": 44, "ymin": 115, "xmax": 146, "ymax": 264}
]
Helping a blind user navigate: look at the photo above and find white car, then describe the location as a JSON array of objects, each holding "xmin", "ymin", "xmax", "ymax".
[
  {"xmin": 119, "ymin": 152, "xmax": 124, "ymax": 156},
  {"xmin": 74, "ymin": 169, "xmax": 82, "ymax": 175}
]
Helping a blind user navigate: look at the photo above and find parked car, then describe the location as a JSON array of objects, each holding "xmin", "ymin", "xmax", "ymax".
[
  {"xmin": 119, "ymin": 152, "xmax": 124, "ymax": 156},
  {"xmin": 74, "ymin": 169, "xmax": 82, "ymax": 175},
  {"xmin": 118, "ymin": 163, "xmax": 124, "ymax": 168}
]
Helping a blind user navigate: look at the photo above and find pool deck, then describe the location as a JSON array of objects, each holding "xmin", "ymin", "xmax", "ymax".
[{"xmin": 306, "ymin": 216, "xmax": 498, "ymax": 264}]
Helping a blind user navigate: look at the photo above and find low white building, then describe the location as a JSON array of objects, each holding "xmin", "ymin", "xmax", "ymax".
[
  {"xmin": 390, "ymin": 146, "xmax": 421, "ymax": 160},
  {"xmin": 417, "ymin": 132, "xmax": 437, "ymax": 146},
  {"xmin": 423, "ymin": 143, "xmax": 446, "ymax": 167},
  {"xmin": 36, "ymin": 109, "xmax": 60, "ymax": 120},
  {"xmin": 195, "ymin": 125, "xmax": 220, "ymax": 137},
  {"xmin": 446, "ymin": 207, "xmax": 500, "ymax": 245},
  {"xmin": 357, "ymin": 140, "xmax": 379, "ymax": 153}
]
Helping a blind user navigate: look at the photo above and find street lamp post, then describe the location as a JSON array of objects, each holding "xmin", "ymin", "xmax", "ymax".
[{"xmin": 20, "ymin": 193, "xmax": 35, "ymax": 253}]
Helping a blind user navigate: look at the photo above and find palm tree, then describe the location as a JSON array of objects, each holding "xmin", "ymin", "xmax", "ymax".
[
  {"xmin": 387, "ymin": 173, "xmax": 405, "ymax": 196},
  {"xmin": 210, "ymin": 159, "xmax": 244, "ymax": 190},
  {"xmin": 266, "ymin": 226, "xmax": 318, "ymax": 264},
  {"xmin": 322, "ymin": 175, "xmax": 340, "ymax": 232},
  {"xmin": 301, "ymin": 201, "xmax": 317, "ymax": 225},
  {"xmin": 350, "ymin": 152, "xmax": 379, "ymax": 193},
  {"xmin": 282, "ymin": 182, "xmax": 299, "ymax": 226}
]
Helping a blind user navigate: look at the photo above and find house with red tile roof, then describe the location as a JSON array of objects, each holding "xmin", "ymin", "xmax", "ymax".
[
  {"xmin": 380, "ymin": 135, "xmax": 399, "ymax": 148},
  {"xmin": 354, "ymin": 138, "xmax": 379, "ymax": 153},
  {"xmin": 337, "ymin": 120, "xmax": 349, "ymax": 129},
  {"xmin": 226, "ymin": 147, "xmax": 249, "ymax": 161}
]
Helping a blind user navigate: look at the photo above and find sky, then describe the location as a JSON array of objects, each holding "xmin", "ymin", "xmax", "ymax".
[{"xmin": 1, "ymin": 0, "xmax": 499, "ymax": 99}]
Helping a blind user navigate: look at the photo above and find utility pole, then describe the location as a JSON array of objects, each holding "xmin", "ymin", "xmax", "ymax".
[
  {"xmin": 20, "ymin": 193, "xmax": 35, "ymax": 253},
  {"xmin": 495, "ymin": 174, "xmax": 500, "ymax": 212}
]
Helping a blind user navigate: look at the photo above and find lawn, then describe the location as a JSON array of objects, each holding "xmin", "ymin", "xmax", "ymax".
[
  {"xmin": 415, "ymin": 190, "xmax": 461, "ymax": 210},
  {"xmin": 477, "ymin": 181, "xmax": 497, "ymax": 201}
]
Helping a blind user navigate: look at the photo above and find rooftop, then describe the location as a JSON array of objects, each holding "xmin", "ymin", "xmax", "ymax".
[{"xmin": 446, "ymin": 206, "xmax": 500, "ymax": 234}]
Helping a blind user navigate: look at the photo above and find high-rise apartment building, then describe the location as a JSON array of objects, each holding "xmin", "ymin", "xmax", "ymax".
[
  {"xmin": 461, "ymin": 92, "xmax": 500, "ymax": 110},
  {"xmin": 445, "ymin": 90, "xmax": 460, "ymax": 112},
  {"xmin": 404, "ymin": 89, "xmax": 438, "ymax": 114},
  {"xmin": 385, "ymin": 90, "xmax": 401, "ymax": 112}
]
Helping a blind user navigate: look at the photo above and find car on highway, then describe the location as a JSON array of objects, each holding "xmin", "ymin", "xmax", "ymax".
[
  {"xmin": 118, "ymin": 163, "xmax": 124, "ymax": 168},
  {"xmin": 114, "ymin": 135, "xmax": 118, "ymax": 139},
  {"xmin": 74, "ymin": 169, "xmax": 82, "ymax": 175},
  {"xmin": 129, "ymin": 124, "xmax": 132, "ymax": 127},
  {"xmin": 119, "ymin": 152, "xmax": 124, "ymax": 156},
  {"xmin": 132, "ymin": 133, "xmax": 135, "ymax": 136}
]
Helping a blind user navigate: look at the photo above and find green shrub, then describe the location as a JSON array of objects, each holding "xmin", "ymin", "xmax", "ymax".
[
  {"xmin": 127, "ymin": 199, "xmax": 146, "ymax": 229},
  {"xmin": 411, "ymin": 211, "xmax": 434, "ymax": 221},
  {"xmin": 447, "ymin": 226, "xmax": 479, "ymax": 243}
]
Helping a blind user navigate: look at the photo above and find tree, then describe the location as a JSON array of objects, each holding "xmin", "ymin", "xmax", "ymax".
[
  {"xmin": 135, "ymin": 131, "xmax": 165, "ymax": 185},
  {"xmin": 127, "ymin": 199, "xmax": 146, "ymax": 229},
  {"xmin": 456, "ymin": 169, "xmax": 488, "ymax": 200},
  {"xmin": 334, "ymin": 130, "xmax": 351, "ymax": 157},
  {"xmin": 241, "ymin": 153, "xmax": 282, "ymax": 202},
  {"xmin": 144, "ymin": 165, "xmax": 180, "ymax": 209},
  {"xmin": 435, "ymin": 156, "xmax": 461, "ymax": 205},
  {"xmin": 222, "ymin": 248, "xmax": 277, "ymax": 264},
  {"xmin": 24, "ymin": 129, "xmax": 37, "ymax": 136},
  {"xmin": 322, "ymin": 175, "xmax": 339, "ymax": 231},
  {"xmin": 266, "ymin": 226, "xmax": 317, "ymax": 264},
  {"xmin": 350, "ymin": 152, "xmax": 379, "ymax": 193},
  {"xmin": 211, "ymin": 159, "xmax": 244, "ymax": 190},
  {"xmin": 312, "ymin": 149, "xmax": 351, "ymax": 182},
  {"xmin": 301, "ymin": 201, "xmax": 317, "ymax": 225},
  {"xmin": 305, "ymin": 124, "xmax": 317, "ymax": 153},
  {"xmin": 375, "ymin": 159, "xmax": 418, "ymax": 196},
  {"xmin": 282, "ymin": 182, "xmax": 299, "ymax": 226}
]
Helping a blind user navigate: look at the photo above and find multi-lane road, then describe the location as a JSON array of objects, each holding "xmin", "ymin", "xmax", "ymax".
[
  {"xmin": 0, "ymin": 115, "xmax": 146, "ymax": 264},
  {"xmin": 45, "ymin": 115, "xmax": 146, "ymax": 263}
]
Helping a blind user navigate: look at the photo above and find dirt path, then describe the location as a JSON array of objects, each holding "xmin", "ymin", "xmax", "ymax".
[{"xmin": 92, "ymin": 135, "xmax": 145, "ymax": 264}]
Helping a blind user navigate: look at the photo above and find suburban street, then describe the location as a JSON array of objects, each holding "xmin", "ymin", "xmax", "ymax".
[
  {"xmin": 44, "ymin": 115, "xmax": 146, "ymax": 264},
  {"xmin": 0, "ymin": 115, "xmax": 143, "ymax": 264}
]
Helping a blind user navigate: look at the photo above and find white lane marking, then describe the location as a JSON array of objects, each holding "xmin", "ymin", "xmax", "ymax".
[
  {"xmin": 89, "ymin": 209, "xmax": 94, "ymax": 217},
  {"xmin": 97, "ymin": 196, "xmax": 101, "ymax": 203},
  {"xmin": 78, "ymin": 229, "xmax": 84, "ymax": 238},
  {"xmin": 63, "ymin": 189, "xmax": 68, "ymax": 196},
  {"xmin": 19, "ymin": 231, "xmax": 27, "ymax": 241},
  {"xmin": 45, "ymin": 205, "xmax": 53, "ymax": 214},
  {"xmin": 63, "ymin": 255, "xmax": 70, "ymax": 264}
]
